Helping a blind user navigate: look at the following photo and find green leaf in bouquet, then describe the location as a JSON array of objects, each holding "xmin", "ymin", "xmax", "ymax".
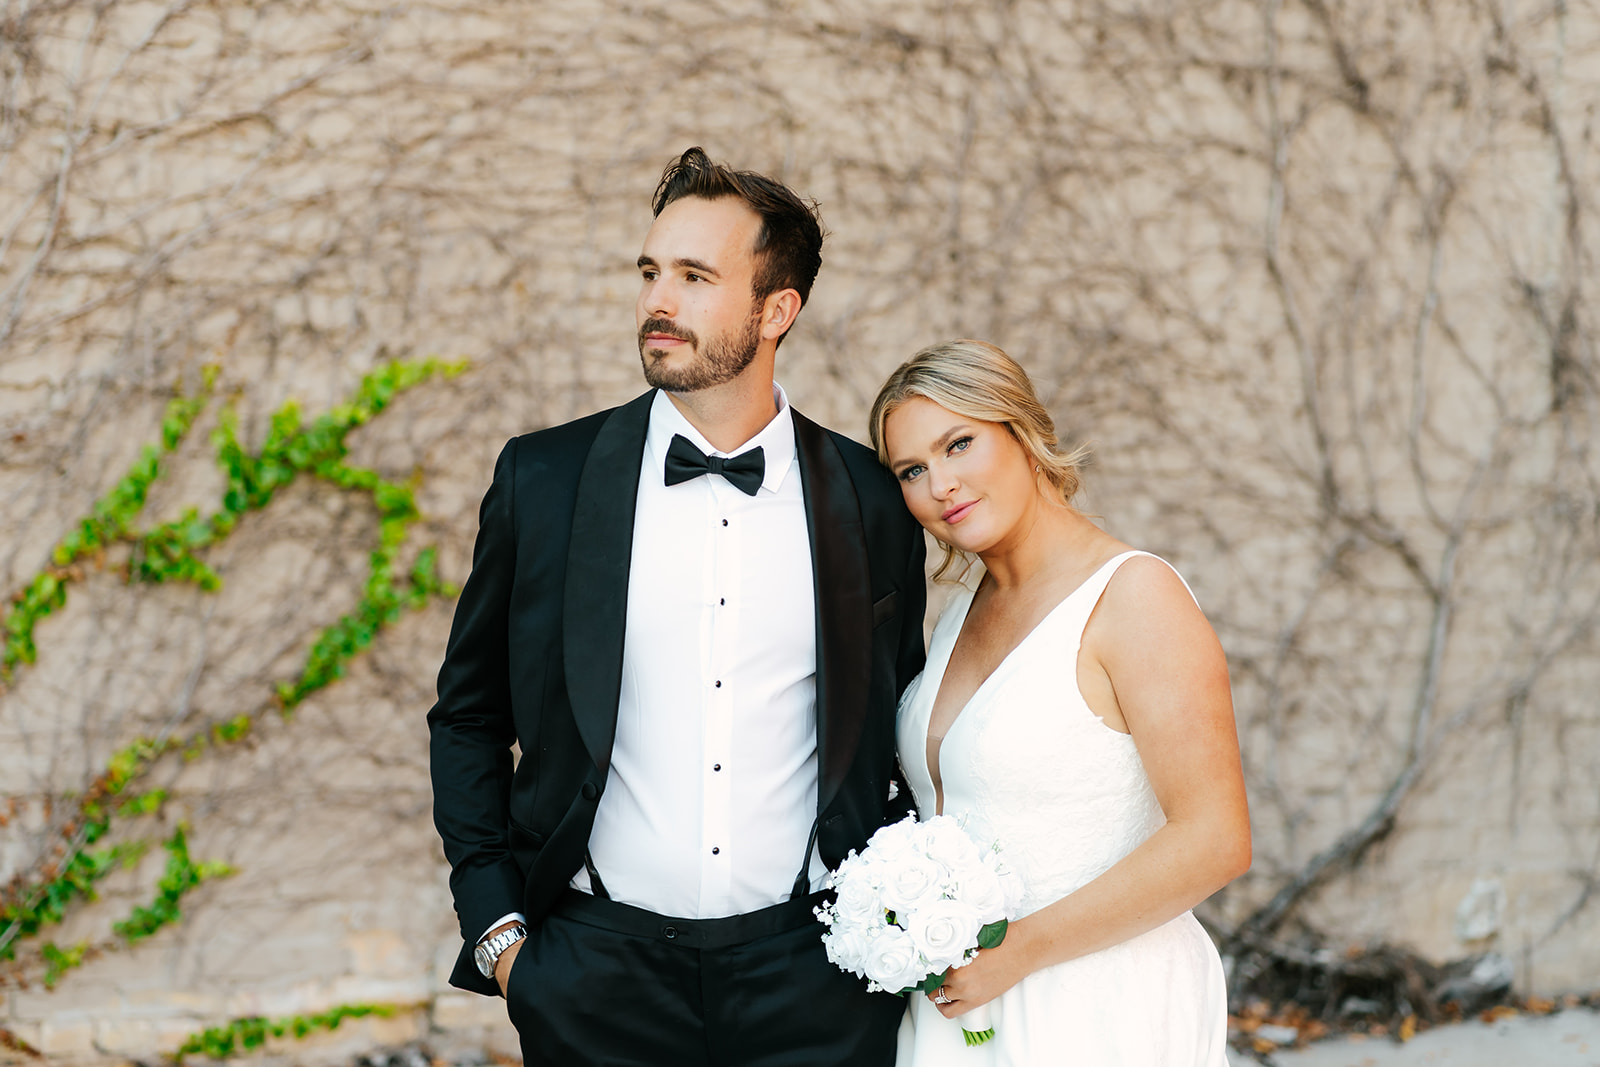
[
  {"xmin": 910, "ymin": 970, "xmax": 947, "ymax": 995},
  {"xmin": 977, "ymin": 919, "xmax": 1008, "ymax": 949}
]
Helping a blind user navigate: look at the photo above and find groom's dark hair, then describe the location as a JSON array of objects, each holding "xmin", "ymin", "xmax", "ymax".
[{"xmin": 652, "ymin": 147, "xmax": 826, "ymax": 320}]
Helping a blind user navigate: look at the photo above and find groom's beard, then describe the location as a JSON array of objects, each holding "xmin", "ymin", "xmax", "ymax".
[{"xmin": 638, "ymin": 306, "xmax": 762, "ymax": 393}]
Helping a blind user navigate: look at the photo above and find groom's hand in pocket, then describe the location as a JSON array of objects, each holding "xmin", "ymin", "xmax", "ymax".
[{"xmin": 495, "ymin": 936, "xmax": 525, "ymax": 997}]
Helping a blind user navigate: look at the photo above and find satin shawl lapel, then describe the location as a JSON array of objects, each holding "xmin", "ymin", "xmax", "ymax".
[
  {"xmin": 563, "ymin": 390, "xmax": 655, "ymax": 775},
  {"xmin": 793, "ymin": 411, "xmax": 873, "ymax": 816}
]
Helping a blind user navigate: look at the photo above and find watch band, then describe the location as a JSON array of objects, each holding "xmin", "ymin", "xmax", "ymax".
[{"xmin": 474, "ymin": 923, "xmax": 527, "ymax": 978}]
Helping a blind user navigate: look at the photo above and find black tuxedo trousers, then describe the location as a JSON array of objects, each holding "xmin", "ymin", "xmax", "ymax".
[
  {"xmin": 428, "ymin": 391, "xmax": 928, "ymax": 1063},
  {"xmin": 505, "ymin": 890, "xmax": 905, "ymax": 1066}
]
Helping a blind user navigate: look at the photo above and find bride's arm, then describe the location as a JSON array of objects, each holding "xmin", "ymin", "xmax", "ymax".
[{"xmin": 933, "ymin": 554, "xmax": 1250, "ymax": 1016}]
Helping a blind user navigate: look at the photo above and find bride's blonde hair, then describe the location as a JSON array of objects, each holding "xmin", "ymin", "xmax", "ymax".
[{"xmin": 869, "ymin": 339, "xmax": 1091, "ymax": 579}]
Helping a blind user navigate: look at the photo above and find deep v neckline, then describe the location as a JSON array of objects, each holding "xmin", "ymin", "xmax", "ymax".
[{"xmin": 922, "ymin": 552, "xmax": 1135, "ymax": 814}]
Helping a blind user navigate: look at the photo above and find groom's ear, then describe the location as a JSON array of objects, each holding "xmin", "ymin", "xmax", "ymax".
[{"xmin": 760, "ymin": 287, "xmax": 803, "ymax": 342}]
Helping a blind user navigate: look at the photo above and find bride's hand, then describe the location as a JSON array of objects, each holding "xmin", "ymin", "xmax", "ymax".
[{"xmin": 927, "ymin": 939, "xmax": 1032, "ymax": 1018}]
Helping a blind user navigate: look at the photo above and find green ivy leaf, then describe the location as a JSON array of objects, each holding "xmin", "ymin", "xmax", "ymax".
[
  {"xmin": 40, "ymin": 941, "xmax": 87, "ymax": 988},
  {"xmin": 115, "ymin": 790, "xmax": 168, "ymax": 818}
]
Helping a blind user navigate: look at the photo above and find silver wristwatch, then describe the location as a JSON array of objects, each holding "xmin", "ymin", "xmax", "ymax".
[{"xmin": 474, "ymin": 923, "xmax": 527, "ymax": 978}]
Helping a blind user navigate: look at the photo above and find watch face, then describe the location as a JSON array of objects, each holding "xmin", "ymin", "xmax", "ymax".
[{"xmin": 474, "ymin": 942, "xmax": 494, "ymax": 977}]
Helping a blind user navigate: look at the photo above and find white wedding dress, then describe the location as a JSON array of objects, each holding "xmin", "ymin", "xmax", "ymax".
[{"xmin": 895, "ymin": 551, "xmax": 1232, "ymax": 1066}]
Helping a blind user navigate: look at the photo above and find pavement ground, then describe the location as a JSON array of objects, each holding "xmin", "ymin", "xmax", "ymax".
[{"xmin": 1265, "ymin": 1009, "xmax": 1600, "ymax": 1066}]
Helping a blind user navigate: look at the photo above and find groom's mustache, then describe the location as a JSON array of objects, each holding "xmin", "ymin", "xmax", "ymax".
[{"xmin": 639, "ymin": 317, "xmax": 697, "ymax": 348}]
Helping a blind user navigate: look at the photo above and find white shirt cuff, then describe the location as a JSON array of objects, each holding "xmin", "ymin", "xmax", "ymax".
[{"xmin": 479, "ymin": 912, "xmax": 526, "ymax": 944}]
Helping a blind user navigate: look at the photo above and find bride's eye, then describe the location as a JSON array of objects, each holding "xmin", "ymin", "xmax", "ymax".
[
  {"xmin": 948, "ymin": 436, "xmax": 973, "ymax": 455},
  {"xmin": 898, "ymin": 464, "xmax": 925, "ymax": 482}
]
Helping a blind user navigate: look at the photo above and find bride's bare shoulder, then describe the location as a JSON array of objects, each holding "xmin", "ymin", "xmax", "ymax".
[
  {"xmin": 1105, "ymin": 552, "xmax": 1193, "ymax": 602},
  {"xmin": 1088, "ymin": 551, "xmax": 1217, "ymax": 653}
]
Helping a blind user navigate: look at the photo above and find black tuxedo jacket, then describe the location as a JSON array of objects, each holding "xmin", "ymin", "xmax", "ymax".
[{"xmin": 428, "ymin": 390, "xmax": 928, "ymax": 996}]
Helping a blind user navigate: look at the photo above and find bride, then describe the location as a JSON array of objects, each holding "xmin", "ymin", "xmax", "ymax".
[{"xmin": 870, "ymin": 340, "xmax": 1250, "ymax": 1066}]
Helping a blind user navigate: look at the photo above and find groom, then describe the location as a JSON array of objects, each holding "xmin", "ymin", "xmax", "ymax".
[{"xmin": 428, "ymin": 147, "xmax": 927, "ymax": 1065}]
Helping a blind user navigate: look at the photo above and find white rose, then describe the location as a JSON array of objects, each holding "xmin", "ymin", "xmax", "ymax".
[
  {"xmin": 862, "ymin": 924, "xmax": 930, "ymax": 993},
  {"xmin": 879, "ymin": 854, "xmax": 945, "ymax": 914},
  {"xmin": 921, "ymin": 815, "xmax": 984, "ymax": 873},
  {"xmin": 904, "ymin": 898, "xmax": 984, "ymax": 972},
  {"xmin": 865, "ymin": 815, "xmax": 919, "ymax": 865},
  {"xmin": 823, "ymin": 925, "xmax": 873, "ymax": 977},
  {"xmin": 955, "ymin": 860, "xmax": 1007, "ymax": 925},
  {"xmin": 825, "ymin": 848, "xmax": 869, "ymax": 891},
  {"xmin": 833, "ymin": 873, "xmax": 887, "ymax": 930}
]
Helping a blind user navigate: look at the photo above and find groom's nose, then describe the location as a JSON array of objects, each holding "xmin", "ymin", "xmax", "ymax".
[{"xmin": 641, "ymin": 279, "xmax": 675, "ymax": 320}]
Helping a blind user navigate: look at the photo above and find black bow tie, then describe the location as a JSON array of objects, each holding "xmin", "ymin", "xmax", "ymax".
[{"xmin": 663, "ymin": 434, "xmax": 765, "ymax": 496}]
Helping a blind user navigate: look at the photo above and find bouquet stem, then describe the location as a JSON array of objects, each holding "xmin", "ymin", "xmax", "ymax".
[{"xmin": 960, "ymin": 1003, "xmax": 994, "ymax": 1047}]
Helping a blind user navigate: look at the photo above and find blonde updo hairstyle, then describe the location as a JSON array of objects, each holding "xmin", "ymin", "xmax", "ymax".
[{"xmin": 869, "ymin": 339, "xmax": 1091, "ymax": 580}]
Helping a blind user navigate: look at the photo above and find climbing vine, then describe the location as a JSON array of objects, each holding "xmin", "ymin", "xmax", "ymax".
[
  {"xmin": 169, "ymin": 1003, "xmax": 402, "ymax": 1060},
  {"xmin": 112, "ymin": 824, "xmax": 235, "ymax": 944},
  {"xmin": 30, "ymin": 825, "xmax": 230, "ymax": 989},
  {"xmin": 2, "ymin": 377, "xmax": 212, "ymax": 676},
  {"xmin": 0, "ymin": 358, "xmax": 465, "ymax": 975}
]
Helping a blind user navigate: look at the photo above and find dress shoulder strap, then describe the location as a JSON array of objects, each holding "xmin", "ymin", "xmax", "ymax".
[
  {"xmin": 1107, "ymin": 550, "xmax": 1200, "ymax": 607},
  {"xmin": 1061, "ymin": 550, "xmax": 1201, "ymax": 644}
]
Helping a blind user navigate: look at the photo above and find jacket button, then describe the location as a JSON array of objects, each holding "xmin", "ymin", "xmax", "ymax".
[{"xmin": 581, "ymin": 782, "xmax": 598, "ymax": 801}]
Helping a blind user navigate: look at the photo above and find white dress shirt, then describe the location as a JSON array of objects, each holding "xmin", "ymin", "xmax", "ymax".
[
  {"xmin": 482, "ymin": 384, "xmax": 824, "ymax": 939},
  {"xmin": 575, "ymin": 385, "xmax": 823, "ymax": 917}
]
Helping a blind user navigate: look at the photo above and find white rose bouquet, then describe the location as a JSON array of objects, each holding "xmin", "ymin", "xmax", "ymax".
[{"xmin": 815, "ymin": 813, "xmax": 1025, "ymax": 1047}]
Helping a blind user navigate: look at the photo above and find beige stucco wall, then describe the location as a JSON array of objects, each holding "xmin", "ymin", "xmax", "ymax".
[{"xmin": 2, "ymin": 0, "xmax": 1597, "ymax": 1060}]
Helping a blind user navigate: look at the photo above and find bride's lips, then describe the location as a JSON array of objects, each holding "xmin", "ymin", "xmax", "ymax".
[{"xmin": 942, "ymin": 500, "xmax": 978, "ymax": 524}]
